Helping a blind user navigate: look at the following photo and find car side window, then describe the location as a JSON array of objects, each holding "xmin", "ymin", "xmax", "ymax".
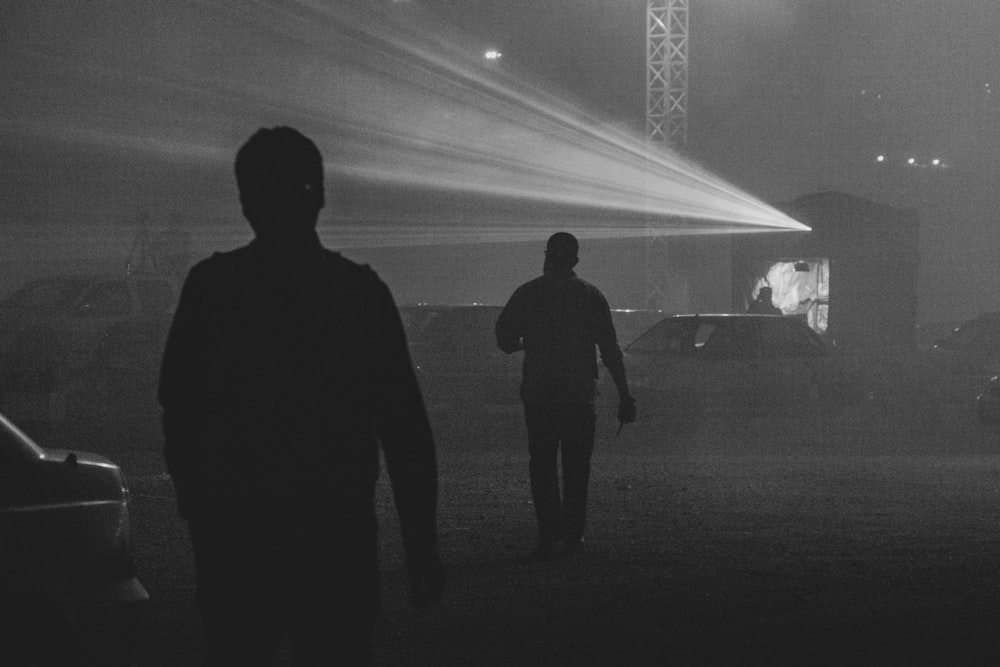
[
  {"xmin": 760, "ymin": 319, "xmax": 823, "ymax": 358},
  {"xmin": 697, "ymin": 323, "xmax": 729, "ymax": 357},
  {"xmin": 77, "ymin": 281, "xmax": 131, "ymax": 317},
  {"xmin": 701, "ymin": 321, "xmax": 757, "ymax": 359},
  {"xmin": 628, "ymin": 320, "xmax": 690, "ymax": 355},
  {"xmin": 0, "ymin": 423, "xmax": 32, "ymax": 472}
]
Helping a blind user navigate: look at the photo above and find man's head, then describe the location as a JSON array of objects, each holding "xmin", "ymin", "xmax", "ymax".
[
  {"xmin": 758, "ymin": 286, "xmax": 773, "ymax": 301},
  {"xmin": 234, "ymin": 127, "xmax": 325, "ymax": 239},
  {"xmin": 543, "ymin": 232, "xmax": 579, "ymax": 273}
]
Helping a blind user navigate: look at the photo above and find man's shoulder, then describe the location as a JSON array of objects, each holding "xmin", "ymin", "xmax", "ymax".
[
  {"xmin": 322, "ymin": 248, "xmax": 376, "ymax": 275},
  {"xmin": 512, "ymin": 273, "xmax": 607, "ymax": 299},
  {"xmin": 184, "ymin": 246, "xmax": 250, "ymax": 283},
  {"xmin": 563, "ymin": 274, "xmax": 609, "ymax": 305},
  {"xmin": 322, "ymin": 249, "xmax": 386, "ymax": 293},
  {"xmin": 517, "ymin": 275, "xmax": 547, "ymax": 292},
  {"xmin": 191, "ymin": 246, "xmax": 381, "ymax": 282},
  {"xmin": 571, "ymin": 274, "xmax": 605, "ymax": 293}
]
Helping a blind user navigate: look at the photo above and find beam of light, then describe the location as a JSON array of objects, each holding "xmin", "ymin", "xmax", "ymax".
[{"xmin": 0, "ymin": 0, "xmax": 807, "ymax": 252}]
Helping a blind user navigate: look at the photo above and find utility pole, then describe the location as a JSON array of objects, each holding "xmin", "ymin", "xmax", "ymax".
[{"xmin": 644, "ymin": 0, "xmax": 688, "ymax": 309}]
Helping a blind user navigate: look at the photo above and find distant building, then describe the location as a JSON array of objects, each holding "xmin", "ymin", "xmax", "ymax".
[{"xmin": 732, "ymin": 191, "xmax": 920, "ymax": 355}]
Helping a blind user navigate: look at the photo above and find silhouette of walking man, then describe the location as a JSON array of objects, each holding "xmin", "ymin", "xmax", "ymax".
[
  {"xmin": 496, "ymin": 232, "xmax": 635, "ymax": 561},
  {"xmin": 159, "ymin": 127, "xmax": 443, "ymax": 665}
]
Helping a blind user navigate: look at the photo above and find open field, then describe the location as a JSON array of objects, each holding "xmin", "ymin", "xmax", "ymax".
[{"xmin": 70, "ymin": 393, "xmax": 997, "ymax": 666}]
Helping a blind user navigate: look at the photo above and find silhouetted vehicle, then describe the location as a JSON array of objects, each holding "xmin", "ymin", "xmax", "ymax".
[
  {"xmin": 610, "ymin": 313, "xmax": 861, "ymax": 431},
  {"xmin": 975, "ymin": 375, "xmax": 1000, "ymax": 425},
  {"xmin": 0, "ymin": 410, "xmax": 148, "ymax": 666},
  {"xmin": 929, "ymin": 312, "xmax": 1000, "ymax": 376},
  {"xmin": 610, "ymin": 308, "xmax": 670, "ymax": 349},
  {"xmin": 0, "ymin": 274, "xmax": 177, "ymax": 423},
  {"xmin": 399, "ymin": 304, "xmax": 663, "ymax": 415}
]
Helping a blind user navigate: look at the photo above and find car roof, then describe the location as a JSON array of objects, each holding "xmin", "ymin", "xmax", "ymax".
[
  {"xmin": 664, "ymin": 313, "xmax": 788, "ymax": 320},
  {"xmin": 400, "ymin": 304, "xmax": 500, "ymax": 310}
]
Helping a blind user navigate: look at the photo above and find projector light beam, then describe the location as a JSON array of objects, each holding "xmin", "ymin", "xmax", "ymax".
[{"xmin": 0, "ymin": 0, "xmax": 808, "ymax": 248}]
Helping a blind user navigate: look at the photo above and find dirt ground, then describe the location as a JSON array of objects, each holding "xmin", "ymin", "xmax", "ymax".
[
  {"xmin": 365, "ymin": 409, "xmax": 1000, "ymax": 667},
  {"xmin": 47, "ymin": 383, "xmax": 1000, "ymax": 666}
]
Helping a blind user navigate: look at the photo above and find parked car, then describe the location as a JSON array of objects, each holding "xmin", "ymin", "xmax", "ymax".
[
  {"xmin": 0, "ymin": 410, "xmax": 148, "ymax": 666},
  {"xmin": 399, "ymin": 304, "xmax": 666, "ymax": 415},
  {"xmin": 975, "ymin": 375, "xmax": 1000, "ymax": 425},
  {"xmin": 608, "ymin": 313, "xmax": 862, "ymax": 431},
  {"xmin": 928, "ymin": 312, "xmax": 1000, "ymax": 378},
  {"xmin": 611, "ymin": 308, "xmax": 670, "ymax": 348},
  {"xmin": 0, "ymin": 273, "xmax": 177, "ymax": 424}
]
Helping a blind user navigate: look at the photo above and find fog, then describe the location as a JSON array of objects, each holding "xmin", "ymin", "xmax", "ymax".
[
  {"xmin": 1, "ymin": 0, "xmax": 805, "ymax": 306},
  {"xmin": 3, "ymin": 2, "xmax": 1000, "ymax": 662}
]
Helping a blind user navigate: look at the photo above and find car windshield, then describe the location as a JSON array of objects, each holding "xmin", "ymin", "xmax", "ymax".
[
  {"xmin": 628, "ymin": 319, "xmax": 694, "ymax": 355},
  {"xmin": 0, "ymin": 277, "xmax": 92, "ymax": 312}
]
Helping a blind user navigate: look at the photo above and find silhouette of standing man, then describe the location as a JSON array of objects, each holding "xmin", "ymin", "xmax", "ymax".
[
  {"xmin": 496, "ymin": 232, "xmax": 635, "ymax": 561},
  {"xmin": 159, "ymin": 127, "xmax": 443, "ymax": 665}
]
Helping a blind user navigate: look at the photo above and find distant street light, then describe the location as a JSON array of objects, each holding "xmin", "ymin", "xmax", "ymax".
[{"xmin": 484, "ymin": 49, "xmax": 502, "ymax": 61}]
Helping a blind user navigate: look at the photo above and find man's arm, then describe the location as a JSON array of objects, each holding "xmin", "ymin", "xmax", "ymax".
[
  {"xmin": 495, "ymin": 287, "xmax": 526, "ymax": 354},
  {"xmin": 369, "ymin": 277, "xmax": 443, "ymax": 606},
  {"xmin": 158, "ymin": 263, "xmax": 215, "ymax": 516},
  {"xmin": 593, "ymin": 294, "xmax": 636, "ymax": 424}
]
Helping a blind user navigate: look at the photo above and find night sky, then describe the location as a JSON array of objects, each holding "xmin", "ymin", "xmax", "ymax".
[{"xmin": 2, "ymin": 1, "xmax": 999, "ymax": 320}]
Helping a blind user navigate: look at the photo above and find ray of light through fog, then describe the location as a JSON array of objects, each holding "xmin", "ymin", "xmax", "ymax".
[{"xmin": 0, "ymin": 0, "xmax": 807, "ymax": 265}]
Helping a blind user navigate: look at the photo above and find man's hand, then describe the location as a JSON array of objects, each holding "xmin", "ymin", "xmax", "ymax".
[
  {"xmin": 407, "ymin": 550, "xmax": 445, "ymax": 608},
  {"xmin": 617, "ymin": 395, "xmax": 636, "ymax": 424}
]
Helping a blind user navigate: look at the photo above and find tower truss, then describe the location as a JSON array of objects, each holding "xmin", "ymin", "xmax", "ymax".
[
  {"xmin": 644, "ymin": 0, "xmax": 689, "ymax": 309},
  {"xmin": 646, "ymin": 0, "xmax": 688, "ymax": 147}
]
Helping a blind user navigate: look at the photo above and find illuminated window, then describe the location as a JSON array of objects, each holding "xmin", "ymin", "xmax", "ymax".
[{"xmin": 754, "ymin": 258, "xmax": 830, "ymax": 335}]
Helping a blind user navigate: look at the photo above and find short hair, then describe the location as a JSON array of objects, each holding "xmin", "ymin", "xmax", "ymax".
[
  {"xmin": 234, "ymin": 127, "xmax": 324, "ymax": 201},
  {"xmin": 545, "ymin": 232, "xmax": 579, "ymax": 260}
]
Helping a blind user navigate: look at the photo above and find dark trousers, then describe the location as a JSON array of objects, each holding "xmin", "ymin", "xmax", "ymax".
[
  {"xmin": 186, "ymin": 499, "xmax": 380, "ymax": 666},
  {"xmin": 524, "ymin": 402, "xmax": 596, "ymax": 544}
]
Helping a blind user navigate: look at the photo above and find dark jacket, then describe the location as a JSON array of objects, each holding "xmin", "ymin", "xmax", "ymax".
[
  {"xmin": 158, "ymin": 236, "xmax": 437, "ymax": 553},
  {"xmin": 495, "ymin": 270, "xmax": 624, "ymax": 404}
]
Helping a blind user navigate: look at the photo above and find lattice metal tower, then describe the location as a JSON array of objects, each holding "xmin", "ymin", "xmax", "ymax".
[
  {"xmin": 646, "ymin": 0, "xmax": 688, "ymax": 146},
  {"xmin": 644, "ymin": 0, "xmax": 689, "ymax": 308}
]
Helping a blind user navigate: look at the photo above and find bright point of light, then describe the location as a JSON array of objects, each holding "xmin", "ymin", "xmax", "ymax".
[
  {"xmin": 484, "ymin": 49, "xmax": 502, "ymax": 60},
  {"xmin": 0, "ymin": 1, "xmax": 807, "ymax": 246},
  {"xmin": 876, "ymin": 154, "xmax": 885, "ymax": 162},
  {"xmin": 907, "ymin": 158, "xmax": 916, "ymax": 165},
  {"xmin": 932, "ymin": 158, "xmax": 940, "ymax": 166}
]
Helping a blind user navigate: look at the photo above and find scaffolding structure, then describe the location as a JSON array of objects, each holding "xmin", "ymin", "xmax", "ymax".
[
  {"xmin": 644, "ymin": 0, "xmax": 688, "ymax": 308},
  {"xmin": 646, "ymin": 0, "xmax": 688, "ymax": 146}
]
